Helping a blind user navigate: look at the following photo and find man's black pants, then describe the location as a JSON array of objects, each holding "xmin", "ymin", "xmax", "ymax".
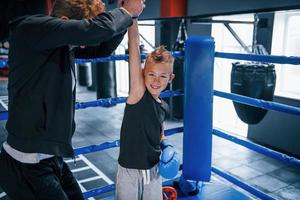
[{"xmin": 0, "ymin": 148, "xmax": 84, "ymax": 200}]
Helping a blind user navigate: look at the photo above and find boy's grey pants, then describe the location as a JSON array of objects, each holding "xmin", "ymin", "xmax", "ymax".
[{"xmin": 115, "ymin": 164, "xmax": 163, "ymax": 200}]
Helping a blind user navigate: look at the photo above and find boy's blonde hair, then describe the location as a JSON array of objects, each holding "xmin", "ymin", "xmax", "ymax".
[
  {"xmin": 52, "ymin": 0, "xmax": 105, "ymax": 20},
  {"xmin": 145, "ymin": 46, "xmax": 174, "ymax": 68}
]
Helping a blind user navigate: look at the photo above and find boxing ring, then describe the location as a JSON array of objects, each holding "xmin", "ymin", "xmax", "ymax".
[{"xmin": 0, "ymin": 36, "xmax": 300, "ymax": 199}]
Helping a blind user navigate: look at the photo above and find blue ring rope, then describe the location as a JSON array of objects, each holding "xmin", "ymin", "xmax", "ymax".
[
  {"xmin": 76, "ymin": 51, "xmax": 184, "ymax": 64},
  {"xmin": 212, "ymin": 166, "xmax": 275, "ymax": 200},
  {"xmin": 2, "ymin": 50, "xmax": 298, "ymax": 68},
  {"xmin": 215, "ymin": 52, "xmax": 300, "ymax": 65},
  {"xmin": 75, "ymin": 97, "xmax": 127, "ymax": 109},
  {"xmin": 83, "ymin": 184, "xmax": 115, "ymax": 199},
  {"xmin": 76, "ymin": 54, "xmax": 131, "ymax": 64},
  {"xmin": 2, "ymin": 51, "xmax": 300, "ymax": 67},
  {"xmin": 0, "ymin": 90, "xmax": 184, "ymax": 121},
  {"xmin": 75, "ymin": 89, "xmax": 183, "ymax": 109},
  {"xmin": 1, "ymin": 90, "xmax": 299, "ymax": 119},
  {"xmin": 213, "ymin": 128, "xmax": 300, "ymax": 167},
  {"xmin": 2, "ymin": 89, "xmax": 298, "ymax": 119},
  {"xmin": 74, "ymin": 127, "xmax": 183, "ymax": 155},
  {"xmin": 164, "ymin": 126, "xmax": 184, "ymax": 136},
  {"xmin": 214, "ymin": 90, "xmax": 300, "ymax": 116},
  {"xmin": 0, "ymin": 51, "xmax": 185, "ymax": 68},
  {"xmin": 74, "ymin": 140, "xmax": 119, "ymax": 155}
]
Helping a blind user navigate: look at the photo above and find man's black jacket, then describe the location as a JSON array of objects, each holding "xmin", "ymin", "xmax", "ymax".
[{"xmin": 6, "ymin": 8, "xmax": 132, "ymax": 157}]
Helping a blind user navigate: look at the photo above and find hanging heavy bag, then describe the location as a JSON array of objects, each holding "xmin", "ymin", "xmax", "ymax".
[
  {"xmin": 231, "ymin": 62, "xmax": 276, "ymax": 124},
  {"xmin": 95, "ymin": 59, "xmax": 117, "ymax": 99},
  {"xmin": 77, "ymin": 63, "xmax": 90, "ymax": 86}
]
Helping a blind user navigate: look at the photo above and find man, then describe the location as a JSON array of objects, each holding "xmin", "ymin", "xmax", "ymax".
[{"xmin": 0, "ymin": 0, "xmax": 144, "ymax": 199}]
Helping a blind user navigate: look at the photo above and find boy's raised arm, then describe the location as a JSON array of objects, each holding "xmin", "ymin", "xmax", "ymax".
[{"xmin": 127, "ymin": 20, "xmax": 145, "ymax": 104}]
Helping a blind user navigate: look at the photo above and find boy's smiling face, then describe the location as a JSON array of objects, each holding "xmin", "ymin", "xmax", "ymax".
[{"xmin": 143, "ymin": 62, "xmax": 175, "ymax": 99}]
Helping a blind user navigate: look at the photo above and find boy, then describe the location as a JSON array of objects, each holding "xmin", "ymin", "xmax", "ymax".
[
  {"xmin": 116, "ymin": 19, "xmax": 178, "ymax": 200},
  {"xmin": 0, "ymin": 0, "xmax": 144, "ymax": 199}
]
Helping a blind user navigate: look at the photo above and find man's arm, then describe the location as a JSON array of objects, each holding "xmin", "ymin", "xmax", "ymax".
[
  {"xmin": 74, "ymin": 31, "xmax": 126, "ymax": 58},
  {"xmin": 25, "ymin": 8, "xmax": 132, "ymax": 51},
  {"xmin": 126, "ymin": 20, "xmax": 145, "ymax": 104}
]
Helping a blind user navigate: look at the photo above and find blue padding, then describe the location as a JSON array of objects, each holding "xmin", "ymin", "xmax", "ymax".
[
  {"xmin": 83, "ymin": 184, "xmax": 115, "ymax": 199},
  {"xmin": 212, "ymin": 166, "xmax": 275, "ymax": 200},
  {"xmin": 215, "ymin": 52, "xmax": 300, "ymax": 65},
  {"xmin": 183, "ymin": 36, "xmax": 215, "ymax": 181},
  {"xmin": 213, "ymin": 128, "xmax": 300, "ymax": 167},
  {"xmin": 214, "ymin": 90, "xmax": 300, "ymax": 116}
]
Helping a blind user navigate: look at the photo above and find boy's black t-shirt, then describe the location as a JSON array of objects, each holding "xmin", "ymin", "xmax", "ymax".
[{"xmin": 118, "ymin": 90, "xmax": 168, "ymax": 169}]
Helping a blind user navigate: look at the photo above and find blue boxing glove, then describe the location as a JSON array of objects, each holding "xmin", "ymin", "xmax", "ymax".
[{"xmin": 159, "ymin": 139, "xmax": 180, "ymax": 179}]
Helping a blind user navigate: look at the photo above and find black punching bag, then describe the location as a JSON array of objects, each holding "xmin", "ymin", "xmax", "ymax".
[
  {"xmin": 170, "ymin": 19, "xmax": 187, "ymax": 119},
  {"xmin": 231, "ymin": 62, "xmax": 276, "ymax": 124},
  {"xmin": 95, "ymin": 60, "xmax": 117, "ymax": 99},
  {"xmin": 77, "ymin": 63, "xmax": 89, "ymax": 86}
]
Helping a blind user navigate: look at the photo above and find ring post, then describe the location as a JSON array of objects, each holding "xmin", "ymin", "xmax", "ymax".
[{"xmin": 183, "ymin": 36, "xmax": 215, "ymax": 182}]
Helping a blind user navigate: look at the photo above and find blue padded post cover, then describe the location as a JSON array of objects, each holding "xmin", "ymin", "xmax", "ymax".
[{"xmin": 183, "ymin": 36, "xmax": 215, "ymax": 181}]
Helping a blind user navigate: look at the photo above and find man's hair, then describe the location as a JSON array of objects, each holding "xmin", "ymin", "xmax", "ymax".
[
  {"xmin": 145, "ymin": 46, "xmax": 174, "ymax": 66},
  {"xmin": 51, "ymin": 0, "xmax": 105, "ymax": 20}
]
